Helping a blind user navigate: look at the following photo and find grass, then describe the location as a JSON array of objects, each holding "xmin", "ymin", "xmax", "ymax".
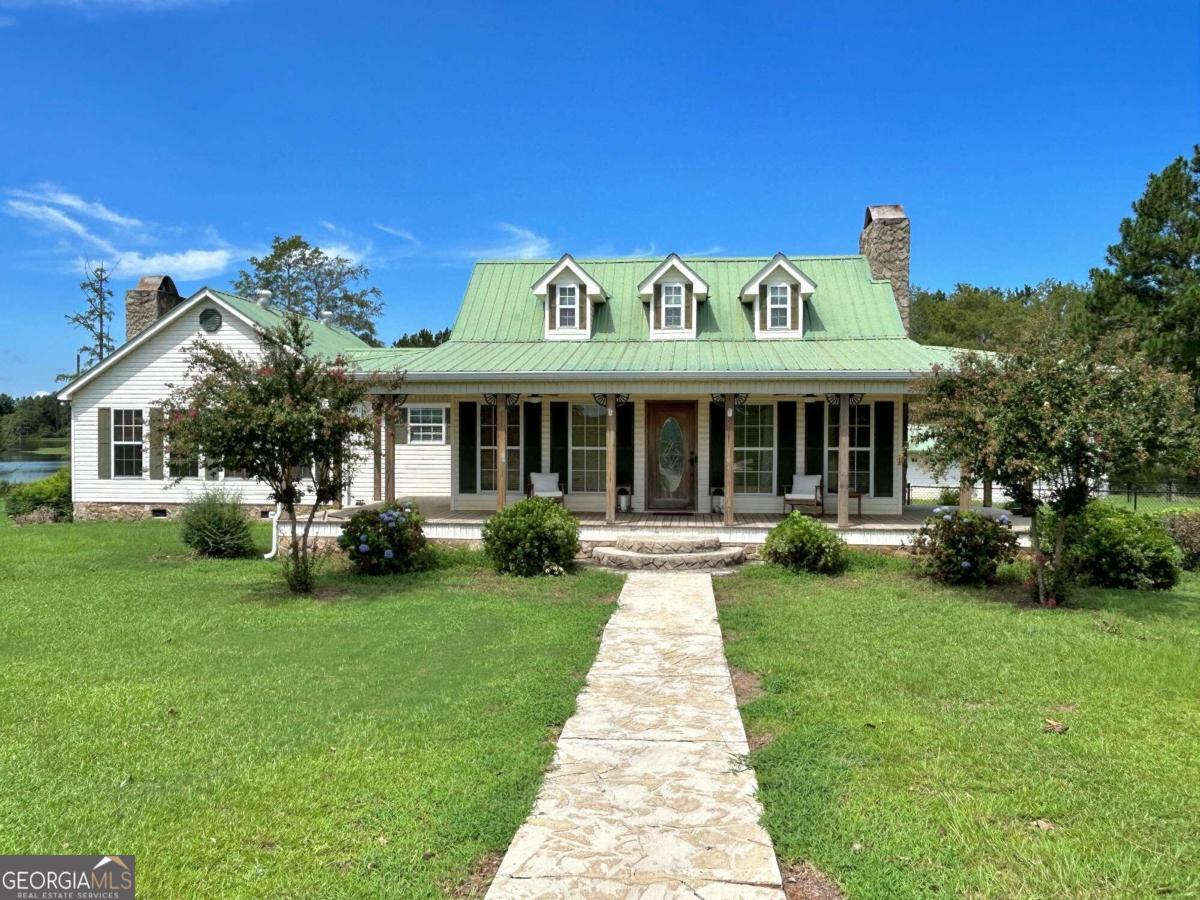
[
  {"xmin": 715, "ymin": 555, "xmax": 1200, "ymax": 899},
  {"xmin": 27, "ymin": 445, "xmax": 70, "ymax": 458},
  {"xmin": 0, "ymin": 517, "xmax": 621, "ymax": 898}
]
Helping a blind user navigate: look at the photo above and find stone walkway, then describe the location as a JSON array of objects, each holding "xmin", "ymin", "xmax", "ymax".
[{"xmin": 486, "ymin": 572, "xmax": 784, "ymax": 899}]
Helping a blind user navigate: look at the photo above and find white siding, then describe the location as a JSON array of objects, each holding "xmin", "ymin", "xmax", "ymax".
[{"xmin": 70, "ymin": 308, "xmax": 279, "ymax": 506}]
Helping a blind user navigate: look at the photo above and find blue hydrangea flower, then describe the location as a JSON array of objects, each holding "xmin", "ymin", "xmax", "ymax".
[
  {"xmin": 999, "ymin": 515, "xmax": 1010, "ymax": 525},
  {"xmin": 358, "ymin": 543, "xmax": 370, "ymax": 553},
  {"xmin": 943, "ymin": 514, "xmax": 952, "ymax": 522},
  {"xmin": 359, "ymin": 533, "xmax": 368, "ymax": 542},
  {"xmin": 932, "ymin": 506, "xmax": 943, "ymax": 515},
  {"xmin": 961, "ymin": 560, "xmax": 972, "ymax": 569},
  {"xmin": 383, "ymin": 549, "xmax": 394, "ymax": 560},
  {"xmin": 386, "ymin": 520, "xmax": 396, "ymax": 527}
]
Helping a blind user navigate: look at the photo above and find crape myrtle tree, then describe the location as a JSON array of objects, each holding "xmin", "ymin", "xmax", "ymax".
[
  {"xmin": 911, "ymin": 329, "xmax": 1200, "ymax": 605},
  {"xmin": 163, "ymin": 315, "xmax": 391, "ymax": 593}
]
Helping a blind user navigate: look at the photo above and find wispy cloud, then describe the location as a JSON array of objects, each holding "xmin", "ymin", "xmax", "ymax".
[
  {"xmin": 4, "ymin": 182, "xmax": 241, "ymax": 282},
  {"xmin": 468, "ymin": 223, "xmax": 551, "ymax": 260},
  {"xmin": 683, "ymin": 245, "xmax": 725, "ymax": 257},
  {"xmin": 373, "ymin": 223, "xmax": 418, "ymax": 243}
]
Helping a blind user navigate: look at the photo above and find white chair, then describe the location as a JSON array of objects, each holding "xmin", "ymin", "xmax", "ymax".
[
  {"xmin": 528, "ymin": 472, "xmax": 565, "ymax": 504},
  {"xmin": 784, "ymin": 474, "xmax": 825, "ymax": 517}
]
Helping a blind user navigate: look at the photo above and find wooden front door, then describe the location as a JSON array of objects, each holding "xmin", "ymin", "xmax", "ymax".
[{"xmin": 645, "ymin": 401, "xmax": 697, "ymax": 511}]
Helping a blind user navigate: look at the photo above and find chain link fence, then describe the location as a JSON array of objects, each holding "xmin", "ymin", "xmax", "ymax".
[{"xmin": 906, "ymin": 482, "xmax": 1200, "ymax": 514}]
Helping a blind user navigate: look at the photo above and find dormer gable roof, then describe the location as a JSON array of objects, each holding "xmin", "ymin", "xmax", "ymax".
[
  {"xmin": 531, "ymin": 253, "xmax": 606, "ymax": 300},
  {"xmin": 636, "ymin": 253, "xmax": 709, "ymax": 300},
  {"xmin": 738, "ymin": 253, "xmax": 817, "ymax": 302}
]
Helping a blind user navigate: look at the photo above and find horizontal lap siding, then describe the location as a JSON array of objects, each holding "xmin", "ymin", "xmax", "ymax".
[{"xmin": 71, "ymin": 312, "xmax": 277, "ymax": 506}]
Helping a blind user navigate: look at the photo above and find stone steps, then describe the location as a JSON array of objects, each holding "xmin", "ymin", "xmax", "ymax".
[
  {"xmin": 592, "ymin": 543, "xmax": 745, "ymax": 571},
  {"xmin": 614, "ymin": 535, "xmax": 722, "ymax": 554}
]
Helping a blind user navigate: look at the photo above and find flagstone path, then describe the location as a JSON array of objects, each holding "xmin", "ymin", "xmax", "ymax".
[{"xmin": 486, "ymin": 571, "xmax": 784, "ymax": 899}]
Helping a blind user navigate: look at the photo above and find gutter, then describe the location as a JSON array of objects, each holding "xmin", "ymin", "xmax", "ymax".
[
  {"xmin": 263, "ymin": 502, "xmax": 283, "ymax": 560},
  {"xmin": 352, "ymin": 368, "xmax": 931, "ymax": 383}
]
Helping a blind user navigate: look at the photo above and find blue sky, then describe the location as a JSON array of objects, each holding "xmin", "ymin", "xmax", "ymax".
[{"xmin": 1, "ymin": 0, "xmax": 1197, "ymax": 396}]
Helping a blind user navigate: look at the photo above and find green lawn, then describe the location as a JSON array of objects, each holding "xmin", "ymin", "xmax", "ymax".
[
  {"xmin": 0, "ymin": 517, "xmax": 621, "ymax": 898},
  {"xmin": 715, "ymin": 557, "xmax": 1200, "ymax": 899}
]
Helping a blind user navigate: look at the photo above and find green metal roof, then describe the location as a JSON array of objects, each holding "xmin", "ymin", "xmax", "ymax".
[
  {"xmin": 448, "ymin": 255, "xmax": 905, "ymax": 342},
  {"xmin": 337, "ymin": 255, "xmax": 955, "ymax": 378},
  {"xmin": 210, "ymin": 289, "xmax": 373, "ymax": 357}
]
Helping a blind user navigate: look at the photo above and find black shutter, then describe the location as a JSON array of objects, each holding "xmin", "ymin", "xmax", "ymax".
[
  {"xmin": 776, "ymin": 401, "xmax": 796, "ymax": 495},
  {"xmin": 804, "ymin": 400, "xmax": 824, "ymax": 476},
  {"xmin": 97, "ymin": 408, "xmax": 111, "ymax": 480},
  {"xmin": 550, "ymin": 401, "xmax": 569, "ymax": 493},
  {"xmin": 523, "ymin": 402, "xmax": 541, "ymax": 488},
  {"xmin": 395, "ymin": 407, "xmax": 408, "ymax": 445},
  {"xmin": 708, "ymin": 401, "xmax": 725, "ymax": 491},
  {"xmin": 875, "ymin": 401, "xmax": 895, "ymax": 497},
  {"xmin": 616, "ymin": 402, "xmax": 634, "ymax": 486},
  {"xmin": 458, "ymin": 401, "xmax": 477, "ymax": 493}
]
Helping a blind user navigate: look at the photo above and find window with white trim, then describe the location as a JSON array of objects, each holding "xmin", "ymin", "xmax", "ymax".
[
  {"xmin": 112, "ymin": 409, "xmax": 144, "ymax": 478},
  {"xmin": 826, "ymin": 403, "xmax": 871, "ymax": 494},
  {"xmin": 570, "ymin": 403, "xmax": 607, "ymax": 493},
  {"xmin": 479, "ymin": 404, "xmax": 521, "ymax": 492},
  {"xmin": 557, "ymin": 284, "xmax": 578, "ymax": 329},
  {"xmin": 734, "ymin": 404, "xmax": 775, "ymax": 494},
  {"xmin": 768, "ymin": 283, "xmax": 790, "ymax": 329},
  {"xmin": 408, "ymin": 406, "xmax": 446, "ymax": 444},
  {"xmin": 662, "ymin": 283, "xmax": 684, "ymax": 329}
]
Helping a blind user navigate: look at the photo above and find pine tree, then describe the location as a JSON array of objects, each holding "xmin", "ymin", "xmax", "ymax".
[{"xmin": 60, "ymin": 261, "xmax": 115, "ymax": 380}]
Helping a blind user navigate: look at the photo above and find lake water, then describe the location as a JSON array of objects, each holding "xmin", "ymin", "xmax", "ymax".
[{"xmin": 0, "ymin": 440, "xmax": 69, "ymax": 484}]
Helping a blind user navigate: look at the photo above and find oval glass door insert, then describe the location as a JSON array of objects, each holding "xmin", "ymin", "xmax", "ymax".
[{"xmin": 658, "ymin": 417, "xmax": 684, "ymax": 493}]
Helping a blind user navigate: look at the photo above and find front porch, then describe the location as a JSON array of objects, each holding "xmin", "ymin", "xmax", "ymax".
[{"xmin": 319, "ymin": 497, "xmax": 1032, "ymax": 547}]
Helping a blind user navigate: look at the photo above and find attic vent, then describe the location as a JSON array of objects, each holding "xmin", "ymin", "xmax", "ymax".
[{"xmin": 199, "ymin": 308, "xmax": 223, "ymax": 333}]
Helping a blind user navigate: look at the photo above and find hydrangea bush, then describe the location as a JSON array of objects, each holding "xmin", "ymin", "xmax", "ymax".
[
  {"xmin": 762, "ymin": 512, "xmax": 849, "ymax": 575},
  {"xmin": 337, "ymin": 502, "xmax": 432, "ymax": 575},
  {"xmin": 481, "ymin": 498, "xmax": 579, "ymax": 576},
  {"xmin": 908, "ymin": 508, "xmax": 1019, "ymax": 586}
]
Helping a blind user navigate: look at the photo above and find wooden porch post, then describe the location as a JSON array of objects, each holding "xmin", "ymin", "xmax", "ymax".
[
  {"xmin": 959, "ymin": 463, "xmax": 971, "ymax": 512},
  {"xmin": 837, "ymin": 393, "xmax": 850, "ymax": 527},
  {"xmin": 496, "ymin": 394, "xmax": 508, "ymax": 510},
  {"xmin": 723, "ymin": 394, "xmax": 735, "ymax": 526},
  {"xmin": 371, "ymin": 406, "xmax": 382, "ymax": 502},
  {"xmin": 384, "ymin": 402, "xmax": 396, "ymax": 502},
  {"xmin": 605, "ymin": 393, "xmax": 616, "ymax": 524},
  {"xmin": 983, "ymin": 478, "xmax": 993, "ymax": 508}
]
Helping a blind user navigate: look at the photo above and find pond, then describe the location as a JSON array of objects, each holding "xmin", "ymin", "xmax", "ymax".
[{"xmin": 0, "ymin": 438, "xmax": 69, "ymax": 484}]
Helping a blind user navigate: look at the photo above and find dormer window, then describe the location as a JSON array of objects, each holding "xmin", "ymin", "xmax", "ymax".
[
  {"xmin": 768, "ymin": 284, "xmax": 790, "ymax": 329},
  {"xmin": 558, "ymin": 285, "xmax": 578, "ymax": 329},
  {"xmin": 662, "ymin": 284, "xmax": 684, "ymax": 329}
]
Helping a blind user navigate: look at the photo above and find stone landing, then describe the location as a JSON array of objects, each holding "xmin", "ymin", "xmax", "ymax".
[{"xmin": 485, "ymin": 572, "xmax": 783, "ymax": 899}]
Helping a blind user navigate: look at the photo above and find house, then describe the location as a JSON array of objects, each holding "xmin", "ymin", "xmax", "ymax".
[{"xmin": 58, "ymin": 205, "xmax": 958, "ymax": 530}]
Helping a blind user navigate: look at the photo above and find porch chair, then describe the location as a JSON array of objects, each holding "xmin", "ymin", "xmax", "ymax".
[
  {"xmin": 527, "ymin": 472, "xmax": 566, "ymax": 504},
  {"xmin": 784, "ymin": 474, "xmax": 824, "ymax": 517}
]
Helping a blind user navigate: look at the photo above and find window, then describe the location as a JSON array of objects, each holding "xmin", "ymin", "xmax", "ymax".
[
  {"xmin": 662, "ymin": 283, "xmax": 684, "ymax": 329},
  {"xmin": 408, "ymin": 406, "xmax": 446, "ymax": 444},
  {"xmin": 826, "ymin": 403, "xmax": 871, "ymax": 494},
  {"xmin": 768, "ymin": 283, "xmax": 790, "ymax": 329},
  {"xmin": 112, "ymin": 409, "xmax": 144, "ymax": 478},
  {"xmin": 557, "ymin": 284, "xmax": 577, "ymax": 329},
  {"xmin": 734, "ymin": 405, "xmax": 775, "ymax": 494},
  {"xmin": 570, "ymin": 403, "xmax": 607, "ymax": 493},
  {"xmin": 168, "ymin": 451, "xmax": 200, "ymax": 478},
  {"xmin": 479, "ymin": 404, "xmax": 521, "ymax": 492}
]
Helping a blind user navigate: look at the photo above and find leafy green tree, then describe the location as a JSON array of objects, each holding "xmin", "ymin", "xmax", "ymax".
[
  {"xmin": 59, "ymin": 261, "xmax": 115, "ymax": 381},
  {"xmin": 392, "ymin": 327, "xmax": 450, "ymax": 348},
  {"xmin": 0, "ymin": 394, "xmax": 15, "ymax": 417},
  {"xmin": 1088, "ymin": 147, "xmax": 1200, "ymax": 398},
  {"xmin": 910, "ymin": 280, "xmax": 1089, "ymax": 351},
  {"xmin": 912, "ymin": 329, "xmax": 1199, "ymax": 605},
  {"xmin": 233, "ymin": 236, "xmax": 384, "ymax": 343},
  {"xmin": 163, "ymin": 315, "xmax": 384, "ymax": 593}
]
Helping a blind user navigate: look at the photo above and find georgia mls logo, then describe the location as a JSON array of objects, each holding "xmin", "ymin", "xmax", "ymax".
[{"xmin": 1, "ymin": 855, "xmax": 135, "ymax": 899}]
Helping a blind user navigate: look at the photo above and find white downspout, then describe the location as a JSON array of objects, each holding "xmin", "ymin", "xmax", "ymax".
[{"xmin": 263, "ymin": 502, "xmax": 283, "ymax": 559}]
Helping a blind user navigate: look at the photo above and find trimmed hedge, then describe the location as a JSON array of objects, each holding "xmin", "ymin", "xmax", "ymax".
[
  {"xmin": 762, "ymin": 512, "xmax": 849, "ymax": 575},
  {"xmin": 1160, "ymin": 507, "xmax": 1200, "ymax": 571},
  {"xmin": 1062, "ymin": 503, "xmax": 1180, "ymax": 591},
  {"xmin": 482, "ymin": 498, "xmax": 579, "ymax": 576}
]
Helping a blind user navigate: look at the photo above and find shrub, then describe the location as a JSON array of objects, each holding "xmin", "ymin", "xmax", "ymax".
[
  {"xmin": 909, "ymin": 508, "xmax": 1019, "ymax": 586},
  {"xmin": 937, "ymin": 486, "xmax": 963, "ymax": 507},
  {"xmin": 337, "ymin": 502, "xmax": 432, "ymax": 575},
  {"xmin": 1160, "ymin": 507, "xmax": 1200, "ymax": 571},
  {"xmin": 482, "ymin": 498, "xmax": 579, "ymax": 576},
  {"xmin": 178, "ymin": 488, "xmax": 256, "ymax": 558},
  {"xmin": 762, "ymin": 512, "xmax": 849, "ymax": 575},
  {"xmin": 6, "ymin": 468, "xmax": 71, "ymax": 520},
  {"xmin": 1061, "ymin": 503, "xmax": 1180, "ymax": 590}
]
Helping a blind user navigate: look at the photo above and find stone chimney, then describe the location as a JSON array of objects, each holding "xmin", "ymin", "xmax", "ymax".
[
  {"xmin": 859, "ymin": 204, "xmax": 911, "ymax": 333},
  {"xmin": 125, "ymin": 275, "xmax": 183, "ymax": 341}
]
